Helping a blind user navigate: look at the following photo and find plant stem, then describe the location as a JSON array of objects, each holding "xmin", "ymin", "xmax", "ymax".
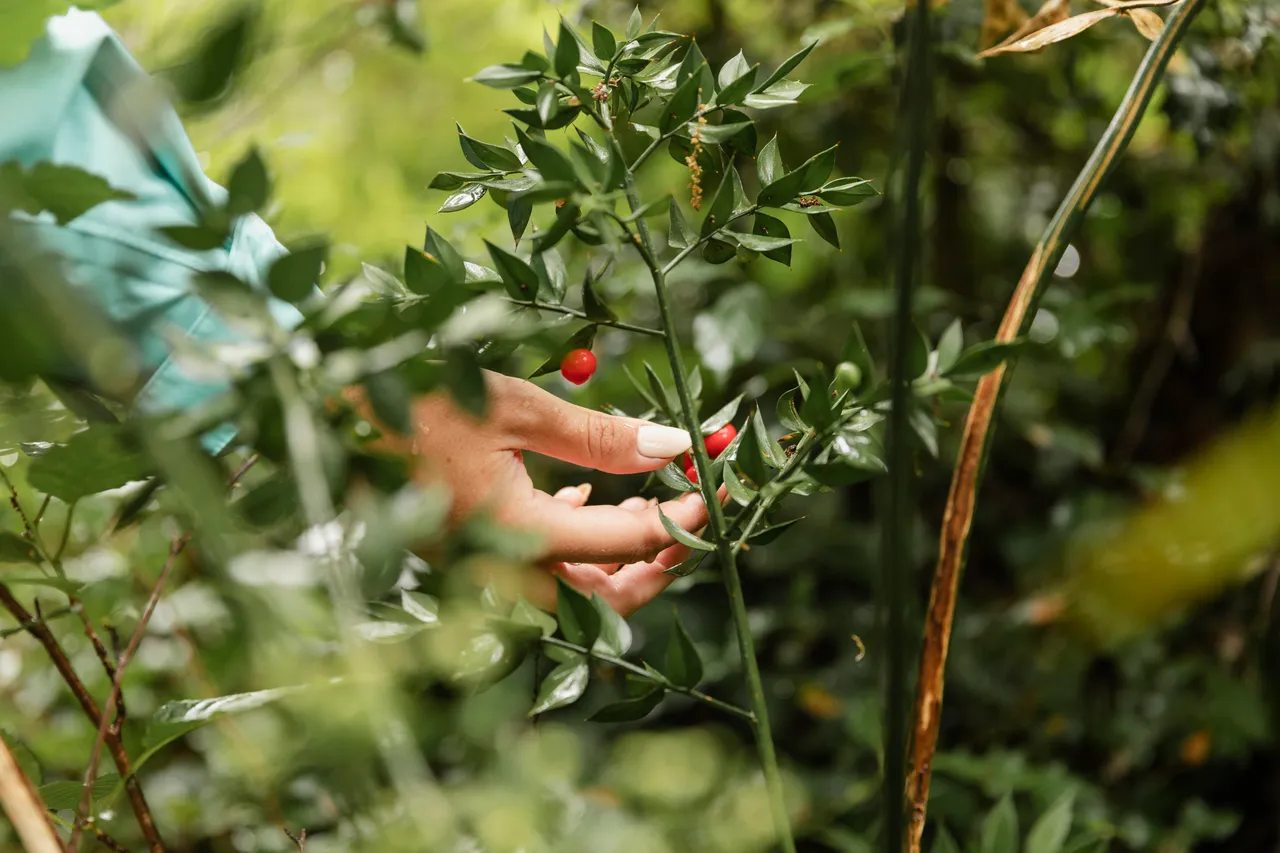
[
  {"xmin": 539, "ymin": 636, "xmax": 754, "ymax": 721},
  {"xmin": 503, "ymin": 298, "xmax": 664, "ymax": 336},
  {"xmin": 886, "ymin": 0, "xmax": 933, "ymax": 846},
  {"xmin": 904, "ymin": 2, "xmax": 1207, "ymax": 849},
  {"xmin": 630, "ymin": 105, "xmax": 720, "ymax": 173},
  {"xmin": 660, "ymin": 205, "xmax": 760, "ymax": 277},
  {"xmin": 609, "ymin": 134, "xmax": 798, "ymax": 853},
  {"xmin": 731, "ymin": 431, "xmax": 820, "ymax": 552},
  {"xmin": 0, "ymin": 732, "xmax": 62, "ymax": 853}
]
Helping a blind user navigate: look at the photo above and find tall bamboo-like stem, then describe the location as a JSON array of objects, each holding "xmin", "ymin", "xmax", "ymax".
[
  {"xmin": 905, "ymin": 3, "xmax": 1206, "ymax": 849},
  {"xmin": 884, "ymin": 0, "xmax": 933, "ymax": 846},
  {"xmin": 608, "ymin": 132, "xmax": 797, "ymax": 853}
]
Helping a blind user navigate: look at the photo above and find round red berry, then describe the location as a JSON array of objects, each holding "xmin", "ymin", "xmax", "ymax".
[
  {"xmin": 560, "ymin": 348, "xmax": 597, "ymax": 385},
  {"xmin": 684, "ymin": 464, "xmax": 698, "ymax": 484},
  {"xmin": 704, "ymin": 424, "xmax": 737, "ymax": 459}
]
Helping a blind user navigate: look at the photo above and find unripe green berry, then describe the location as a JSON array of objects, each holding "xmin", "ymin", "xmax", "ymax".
[{"xmin": 834, "ymin": 361, "xmax": 863, "ymax": 394}]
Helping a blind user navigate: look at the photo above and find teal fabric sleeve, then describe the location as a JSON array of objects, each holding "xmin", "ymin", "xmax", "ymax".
[{"xmin": 0, "ymin": 10, "xmax": 306, "ymax": 454}]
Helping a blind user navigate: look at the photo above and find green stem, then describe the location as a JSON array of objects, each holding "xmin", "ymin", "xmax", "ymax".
[
  {"xmin": 661, "ymin": 205, "xmax": 760, "ymax": 277},
  {"xmin": 539, "ymin": 636, "xmax": 754, "ymax": 721},
  {"xmin": 732, "ymin": 431, "xmax": 820, "ymax": 552},
  {"xmin": 631, "ymin": 105, "xmax": 721, "ymax": 173},
  {"xmin": 885, "ymin": 0, "xmax": 932, "ymax": 845},
  {"xmin": 504, "ymin": 298, "xmax": 663, "ymax": 336},
  {"xmin": 609, "ymin": 134, "xmax": 798, "ymax": 853}
]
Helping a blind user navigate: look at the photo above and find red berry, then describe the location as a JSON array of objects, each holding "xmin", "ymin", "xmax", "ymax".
[
  {"xmin": 684, "ymin": 464, "xmax": 698, "ymax": 484},
  {"xmin": 704, "ymin": 423, "xmax": 737, "ymax": 459},
  {"xmin": 560, "ymin": 348, "xmax": 597, "ymax": 385}
]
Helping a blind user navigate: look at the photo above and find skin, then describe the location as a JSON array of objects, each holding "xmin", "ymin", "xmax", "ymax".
[{"xmin": 356, "ymin": 370, "xmax": 726, "ymax": 616}]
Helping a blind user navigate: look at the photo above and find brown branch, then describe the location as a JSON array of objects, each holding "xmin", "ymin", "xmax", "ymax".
[
  {"xmin": 72, "ymin": 819, "xmax": 130, "ymax": 853},
  {"xmin": 0, "ymin": 733, "xmax": 64, "ymax": 853},
  {"xmin": 0, "ymin": 584, "xmax": 165, "ymax": 853},
  {"xmin": 70, "ymin": 534, "xmax": 187, "ymax": 853},
  {"xmin": 903, "ymin": 2, "xmax": 1206, "ymax": 849}
]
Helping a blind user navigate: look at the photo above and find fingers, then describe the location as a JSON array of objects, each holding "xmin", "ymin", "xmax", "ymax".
[
  {"xmin": 494, "ymin": 374, "xmax": 692, "ymax": 474},
  {"xmin": 606, "ymin": 541, "xmax": 695, "ymax": 616},
  {"xmin": 528, "ymin": 487, "xmax": 726, "ymax": 564}
]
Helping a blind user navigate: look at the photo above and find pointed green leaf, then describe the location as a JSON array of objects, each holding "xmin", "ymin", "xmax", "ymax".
[
  {"xmin": 930, "ymin": 828, "xmax": 961, "ymax": 853},
  {"xmin": 401, "ymin": 590, "xmax": 440, "ymax": 625},
  {"xmin": 658, "ymin": 508, "xmax": 715, "ymax": 552},
  {"xmin": 626, "ymin": 6, "xmax": 643, "ymax": 39},
  {"xmin": 266, "ymin": 242, "xmax": 324, "ymax": 303},
  {"xmin": 701, "ymin": 394, "xmax": 744, "ymax": 434},
  {"xmin": 530, "ymin": 656, "xmax": 589, "ymax": 715},
  {"xmin": 756, "ymin": 41, "xmax": 817, "ymax": 92},
  {"xmin": 472, "ymin": 64, "xmax": 543, "ymax": 89},
  {"xmin": 749, "ymin": 516, "xmax": 804, "ymax": 545},
  {"xmin": 0, "ymin": 162, "xmax": 136, "ymax": 225},
  {"xmin": 751, "ymin": 212, "xmax": 792, "ymax": 265},
  {"xmin": 438, "ymin": 183, "xmax": 487, "ymax": 213},
  {"xmin": 591, "ymin": 21, "xmax": 616, "ymax": 60},
  {"xmin": 589, "ymin": 688, "xmax": 664, "ymax": 722},
  {"xmin": 484, "ymin": 241, "xmax": 541, "ymax": 300},
  {"xmin": 723, "ymin": 465, "xmax": 757, "ymax": 506},
  {"xmin": 700, "ymin": 168, "xmax": 736, "ymax": 237},
  {"xmin": 936, "ymin": 318, "xmax": 963, "ymax": 374},
  {"xmin": 946, "ymin": 339, "xmax": 1025, "ymax": 379},
  {"xmin": 656, "ymin": 461, "xmax": 698, "ymax": 493},
  {"xmin": 582, "ymin": 270, "xmax": 618, "ymax": 321},
  {"xmin": 980, "ymin": 795, "xmax": 1019, "ymax": 853},
  {"xmin": 817, "ymin": 176, "xmax": 877, "ymax": 206},
  {"xmin": 591, "ymin": 594, "xmax": 632, "ymax": 656},
  {"xmin": 757, "ymin": 135, "xmax": 784, "ymax": 186},
  {"xmin": 643, "ymin": 362, "xmax": 676, "ymax": 420},
  {"xmin": 556, "ymin": 578, "xmax": 601, "ymax": 647},
  {"xmin": 668, "ymin": 198, "xmax": 694, "ymax": 250},
  {"xmin": 735, "ymin": 232, "xmax": 800, "ymax": 253},
  {"xmin": 663, "ymin": 614, "xmax": 703, "ymax": 687},
  {"xmin": 456, "ymin": 123, "xmax": 522, "ymax": 170},
  {"xmin": 555, "ymin": 20, "xmax": 581, "ymax": 77},
  {"xmin": 1026, "ymin": 790, "xmax": 1076, "ymax": 853},
  {"xmin": 0, "ymin": 532, "xmax": 39, "ymax": 564},
  {"xmin": 809, "ymin": 212, "xmax": 839, "ymax": 249}
]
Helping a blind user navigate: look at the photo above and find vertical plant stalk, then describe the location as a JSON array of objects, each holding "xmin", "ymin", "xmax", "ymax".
[
  {"xmin": 885, "ymin": 0, "xmax": 933, "ymax": 847},
  {"xmin": 0, "ymin": 733, "xmax": 63, "ymax": 853},
  {"xmin": 610, "ymin": 134, "xmax": 798, "ymax": 853},
  {"xmin": 904, "ymin": 3, "xmax": 1206, "ymax": 849}
]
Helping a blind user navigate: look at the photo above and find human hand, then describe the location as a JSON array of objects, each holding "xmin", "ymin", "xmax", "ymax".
[{"xmin": 362, "ymin": 370, "xmax": 723, "ymax": 614}]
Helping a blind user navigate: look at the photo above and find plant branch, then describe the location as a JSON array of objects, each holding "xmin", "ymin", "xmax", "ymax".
[
  {"xmin": 503, "ymin": 297, "xmax": 664, "ymax": 336},
  {"xmin": 661, "ymin": 206, "xmax": 760, "ymax": 277},
  {"xmin": 70, "ymin": 534, "xmax": 187, "ymax": 853},
  {"xmin": 731, "ymin": 431, "xmax": 820, "ymax": 553},
  {"xmin": 886, "ymin": 0, "xmax": 933, "ymax": 846},
  {"xmin": 904, "ymin": 3, "xmax": 1207, "ymax": 849},
  {"xmin": 538, "ymin": 636, "xmax": 754, "ymax": 721},
  {"xmin": 608, "ymin": 132, "xmax": 797, "ymax": 853},
  {"xmin": 0, "ymin": 732, "xmax": 63, "ymax": 853},
  {"xmin": 630, "ymin": 105, "xmax": 720, "ymax": 173}
]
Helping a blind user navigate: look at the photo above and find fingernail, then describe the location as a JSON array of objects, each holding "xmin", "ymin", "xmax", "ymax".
[
  {"xmin": 554, "ymin": 486, "xmax": 580, "ymax": 501},
  {"xmin": 576, "ymin": 483, "xmax": 593, "ymax": 500},
  {"xmin": 647, "ymin": 497, "xmax": 659, "ymax": 508},
  {"xmin": 636, "ymin": 424, "xmax": 693, "ymax": 459}
]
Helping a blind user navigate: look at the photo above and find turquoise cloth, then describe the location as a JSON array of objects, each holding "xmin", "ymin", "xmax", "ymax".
[{"xmin": 0, "ymin": 10, "xmax": 305, "ymax": 453}]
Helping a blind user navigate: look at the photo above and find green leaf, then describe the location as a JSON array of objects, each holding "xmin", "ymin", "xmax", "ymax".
[
  {"xmin": 842, "ymin": 321, "xmax": 875, "ymax": 385},
  {"xmin": 2, "ymin": 575, "xmax": 83, "ymax": 595},
  {"xmin": 907, "ymin": 323, "xmax": 931, "ymax": 380},
  {"xmin": 701, "ymin": 394, "xmax": 744, "ymax": 434},
  {"xmin": 700, "ymin": 168, "xmax": 736, "ymax": 237},
  {"xmin": 484, "ymin": 241, "xmax": 541, "ymax": 300},
  {"xmin": 752, "ymin": 406, "xmax": 787, "ymax": 467},
  {"xmin": 530, "ymin": 325, "xmax": 597, "ymax": 378},
  {"xmin": 163, "ymin": 5, "xmax": 255, "ymax": 102},
  {"xmin": 716, "ymin": 63, "xmax": 760, "ymax": 107},
  {"xmin": 510, "ymin": 596, "xmax": 556, "ymax": 636},
  {"xmin": 723, "ymin": 465, "xmax": 757, "ymax": 506},
  {"xmin": 735, "ymin": 232, "xmax": 801, "ymax": 253},
  {"xmin": 930, "ymin": 828, "xmax": 962, "ymax": 853},
  {"xmin": 556, "ymin": 578, "xmax": 601, "ymax": 647},
  {"xmin": 656, "ymin": 461, "xmax": 698, "ymax": 493},
  {"xmin": 910, "ymin": 404, "xmax": 939, "ymax": 458},
  {"xmin": 451, "ymin": 630, "xmax": 528, "ymax": 685},
  {"xmin": 750, "ymin": 516, "xmax": 804, "ymax": 546},
  {"xmin": 0, "ymin": 161, "xmax": 136, "ymax": 225},
  {"xmin": 751, "ymin": 212, "xmax": 792, "ymax": 265},
  {"xmin": 935, "ymin": 319, "xmax": 963, "ymax": 374},
  {"xmin": 473, "ymin": 63, "xmax": 543, "ymax": 88},
  {"xmin": 591, "ymin": 21, "xmax": 617, "ymax": 60},
  {"xmin": 626, "ymin": 6, "xmax": 643, "ymax": 39},
  {"xmin": 589, "ymin": 688, "xmax": 664, "ymax": 722},
  {"xmin": 535, "ymin": 82, "xmax": 560, "ymax": 126},
  {"xmin": 809, "ymin": 212, "xmax": 840, "ymax": 249},
  {"xmin": 158, "ymin": 224, "xmax": 229, "ymax": 251},
  {"xmin": 798, "ymin": 144, "xmax": 838, "ymax": 189},
  {"xmin": 456, "ymin": 123, "xmax": 522, "ymax": 170},
  {"xmin": 582, "ymin": 270, "xmax": 617, "ymax": 321},
  {"xmin": 39, "ymin": 774, "xmax": 120, "ymax": 811},
  {"xmin": 668, "ymin": 198, "xmax": 694, "ymax": 250},
  {"xmin": 364, "ymin": 369, "xmax": 413, "ymax": 436},
  {"xmin": 514, "ymin": 127, "xmax": 579, "ymax": 185},
  {"xmin": 743, "ymin": 79, "xmax": 811, "ymax": 110},
  {"xmin": 405, "ymin": 247, "xmax": 447, "ymax": 296},
  {"xmin": 443, "ymin": 347, "xmax": 487, "ymax": 419},
  {"xmin": 756, "ymin": 40, "xmax": 817, "ymax": 93},
  {"xmin": 757, "ymin": 135, "xmax": 784, "ymax": 186},
  {"xmin": 801, "ymin": 367, "xmax": 835, "ymax": 430},
  {"xmin": 1026, "ymin": 790, "xmax": 1076, "ymax": 853},
  {"xmin": 817, "ymin": 176, "xmax": 877, "ymax": 206},
  {"xmin": 734, "ymin": 413, "xmax": 771, "ymax": 486},
  {"xmin": 663, "ymin": 614, "xmax": 703, "ymax": 687},
  {"xmin": 717, "ymin": 50, "xmax": 751, "ymax": 89},
  {"xmin": 555, "ymin": 20, "xmax": 581, "ymax": 77},
  {"xmin": 530, "ymin": 656, "xmax": 589, "ymax": 715},
  {"xmin": 226, "ymin": 147, "xmax": 269, "ymax": 217},
  {"xmin": 0, "ymin": 531, "xmax": 38, "ymax": 564},
  {"xmin": 980, "ymin": 795, "xmax": 1019, "ymax": 853},
  {"xmin": 508, "ymin": 196, "xmax": 532, "ymax": 244},
  {"xmin": 401, "ymin": 590, "xmax": 440, "ymax": 625},
  {"xmin": 946, "ymin": 339, "xmax": 1025, "ymax": 379},
  {"xmin": 658, "ymin": 508, "xmax": 715, "ymax": 552},
  {"xmin": 532, "ymin": 248, "xmax": 567, "ymax": 303},
  {"xmin": 27, "ymin": 426, "xmax": 150, "ymax": 502},
  {"xmin": 591, "ymin": 594, "xmax": 632, "ymax": 656},
  {"xmin": 694, "ymin": 119, "xmax": 755, "ymax": 145},
  {"xmin": 267, "ymin": 241, "xmax": 325, "ymax": 303},
  {"xmin": 661, "ymin": 68, "xmax": 704, "ymax": 134},
  {"xmin": 438, "ymin": 183, "xmax": 487, "ymax": 213}
]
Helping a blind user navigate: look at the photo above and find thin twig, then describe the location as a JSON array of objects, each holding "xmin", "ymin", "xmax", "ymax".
[
  {"xmin": 47, "ymin": 813, "xmax": 132, "ymax": 853},
  {"xmin": 0, "ymin": 605, "xmax": 73, "ymax": 638},
  {"xmin": 0, "ymin": 733, "xmax": 63, "ymax": 853},
  {"xmin": 69, "ymin": 534, "xmax": 187, "ymax": 852},
  {"xmin": 503, "ymin": 298, "xmax": 664, "ymax": 336},
  {"xmin": 905, "ymin": 3, "xmax": 1207, "ymax": 849},
  {"xmin": 283, "ymin": 827, "xmax": 307, "ymax": 851},
  {"xmin": 539, "ymin": 636, "xmax": 754, "ymax": 721}
]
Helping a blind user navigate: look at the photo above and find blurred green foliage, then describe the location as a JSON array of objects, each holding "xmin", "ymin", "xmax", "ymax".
[{"xmin": 1, "ymin": 1, "xmax": 1279, "ymax": 852}]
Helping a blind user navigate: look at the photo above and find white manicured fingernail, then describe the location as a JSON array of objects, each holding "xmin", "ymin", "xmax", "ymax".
[
  {"xmin": 554, "ymin": 486, "xmax": 580, "ymax": 501},
  {"xmin": 576, "ymin": 483, "xmax": 593, "ymax": 500},
  {"xmin": 636, "ymin": 424, "xmax": 692, "ymax": 459}
]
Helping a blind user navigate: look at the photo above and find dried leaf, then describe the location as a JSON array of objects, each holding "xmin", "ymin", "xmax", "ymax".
[
  {"xmin": 1125, "ymin": 8, "xmax": 1165, "ymax": 38},
  {"xmin": 980, "ymin": 7, "xmax": 1115, "ymax": 57},
  {"xmin": 981, "ymin": 0, "xmax": 1030, "ymax": 49},
  {"xmin": 985, "ymin": 0, "xmax": 1072, "ymax": 55}
]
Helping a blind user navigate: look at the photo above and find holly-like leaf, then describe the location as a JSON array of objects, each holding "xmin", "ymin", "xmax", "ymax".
[
  {"xmin": 663, "ymin": 614, "xmax": 703, "ymax": 687},
  {"xmin": 530, "ymin": 656, "xmax": 589, "ymax": 715},
  {"xmin": 556, "ymin": 578, "xmax": 601, "ymax": 647}
]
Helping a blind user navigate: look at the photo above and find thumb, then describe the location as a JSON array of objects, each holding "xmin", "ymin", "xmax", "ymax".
[{"xmin": 503, "ymin": 377, "xmax": 692, "ymax": 474}]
